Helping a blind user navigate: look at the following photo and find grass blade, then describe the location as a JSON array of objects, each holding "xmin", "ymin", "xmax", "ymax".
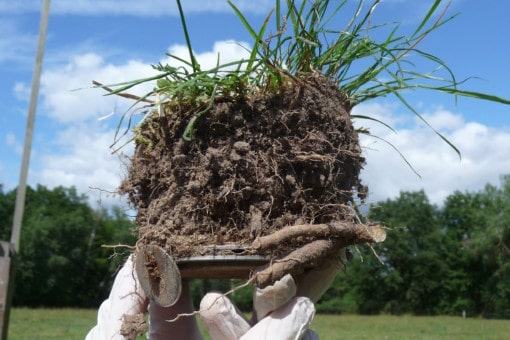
[{"xmin": 176, "ymin": 0, "xmax": 199, "ymax": 72}]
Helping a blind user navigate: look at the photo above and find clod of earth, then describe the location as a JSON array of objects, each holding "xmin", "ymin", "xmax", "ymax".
[
  {"xmin": 120, "ymin": 313, "xmax": 147, "ymax": 338},
  {"xmin": 121, "ymin": 73, "xmax": 381, "ymax": 285}
]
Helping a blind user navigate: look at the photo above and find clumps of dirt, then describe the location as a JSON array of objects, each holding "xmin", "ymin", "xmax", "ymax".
[
  {"xmin": 120, "ymin": 313, "xmax": 147, "ymax": 338},
  {"xmin": 120, "ymin": 73, "xmax": 366, "ymax": 258}
]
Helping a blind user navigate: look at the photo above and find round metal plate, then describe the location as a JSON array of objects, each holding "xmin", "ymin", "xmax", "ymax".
[{"xmin": 134, "ymin": 244, "xmax": 182, "ymax": 307}]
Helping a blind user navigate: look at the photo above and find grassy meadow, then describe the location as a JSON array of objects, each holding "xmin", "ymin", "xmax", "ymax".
[{"xmin": 5, "ymin": 308, "xmax": 510, "ymax": 339}]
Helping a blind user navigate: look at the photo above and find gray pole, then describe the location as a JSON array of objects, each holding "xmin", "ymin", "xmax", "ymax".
[
  {"xmin": 11, "ymin": 0, "xmax": 51, "ymax": 252},
  {"xmin": 2, "ymin": 3, "xmax": 51, "ymax": 338}
]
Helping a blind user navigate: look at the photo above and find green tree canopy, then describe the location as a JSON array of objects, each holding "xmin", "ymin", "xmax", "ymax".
[
  {"xmin": 0, "ymin": 184, "xmax": 136, "ymax": 307},
  {"xmin": 322, "ymin": 177, "xmax": 510, "ymax": 318}
]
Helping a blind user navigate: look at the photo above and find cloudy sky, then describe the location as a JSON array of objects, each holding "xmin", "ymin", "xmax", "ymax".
[{"xmin": 1, "ymin": 0, "xmax": 510, "ymax": 211}]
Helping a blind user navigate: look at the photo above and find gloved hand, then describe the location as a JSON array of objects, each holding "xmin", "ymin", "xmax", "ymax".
[
  {"xmin": 199, "ymin": 274, "xmax": 318, "ymax": 340},
  {"xmin": 86, "ymin": 254, "xmax": 202, "ymax": 340},
  {"xmin": 199, "ymin": 248, "xmax": 347, "ymax": 340},
  {"xmin": 87, "ymin": 248, "xmax": 346, "ymax": 339},
  {"xmin": 86, "ymin": 255, "xmax": 149, "ymax": 340}
]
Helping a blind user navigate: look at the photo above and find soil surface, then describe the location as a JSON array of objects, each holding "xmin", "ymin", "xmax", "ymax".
[{"xmin": 120, "ymin": 73, "xmax": 366, "ymax": 258}]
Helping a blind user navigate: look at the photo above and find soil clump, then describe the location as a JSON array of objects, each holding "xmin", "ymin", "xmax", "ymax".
[{"xmin": 120, "ymin": 73, "xmax": 366, "ymax": 259}]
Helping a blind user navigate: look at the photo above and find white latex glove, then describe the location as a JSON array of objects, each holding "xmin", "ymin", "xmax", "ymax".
[
  {"xmin": 199, "ymin": 274, "xmax": 318, "ymax": 340},
  {"xmin": 199, "ymin": 248, "xmax": 348, "ymax": 340},
  {"xmin": 295, "ymin": 248, "xmax": 348, "ymax": 303},
  {"xmin": 88, "ymin": 248, "xmax": 346, "ymax": 339},
  {"xmin": 86, "ymin": 255, "xmax": 148, "ymax": 340},
  {"xmin": 86, "ymin": 255, "xmax": 202, "ymax": 340}
]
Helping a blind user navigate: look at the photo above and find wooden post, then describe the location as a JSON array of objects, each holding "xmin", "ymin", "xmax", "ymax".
[
  {"xmin": 2, "ymin": 1, "xmax": 51, "ymax": 338},
  {"xmin": 0, "ymin": 242, "xmax": 15, "ymax": 340}
]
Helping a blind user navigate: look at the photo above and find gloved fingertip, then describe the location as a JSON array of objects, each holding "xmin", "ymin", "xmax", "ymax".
[
  {"xmin": 253, "ymin": 274, "xmax": 297, "ymax": 321},
  {"xmin": 241, "ymin": 296, "xmax": 315, "ymax": 340},
  {"xmin": 199, "ymin": 293, "xmax": 250, "ymax": 340}
]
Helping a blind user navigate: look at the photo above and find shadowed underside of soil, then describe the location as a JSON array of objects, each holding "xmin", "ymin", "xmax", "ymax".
[{"xmin": 120, "ymin": 73, "xmax": 366, "ymax": 258}]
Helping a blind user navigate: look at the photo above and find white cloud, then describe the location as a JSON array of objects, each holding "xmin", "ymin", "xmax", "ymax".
[
  {"xmin": 0, "ymin": 0, "xmax": 274, "ymax": 16},
  {"xmin": 37, "ymin": 40, "xmax": 251, "ymax": 125},
  {"xmin": 33, "ymin": 124, "xmax": 133, "ymax": 208},
  {"xmin": 30, "ymin": 39, "xmax": 251, "ymax": 207},
  {"xmin": 6, "ymin": 133, "xmax": 23, "ymax": 155},
  {"xmin": 0, "ymin": 19, "xmax": 36, "ymax": 64},
  {"xmin": 420, "ymin": 107, "xmax": 465, "ymax": 131},
  {"xmin": 40, "ymin": 53, "xmax": 156, "ymax": 123},
  {"xmin": 13, "ymin": 82, "xmax": 31, "ymax": 101},
  {"xmin": 163, "ymin": 40, "xmax": 251, "ymax": 71},
  {"xmin": 354, "ymin": 102, "xmax": 411, "ymax": 130},
  {"xmin": 355, "ymin": 103, "xmax": 510, "ymax": 205}
]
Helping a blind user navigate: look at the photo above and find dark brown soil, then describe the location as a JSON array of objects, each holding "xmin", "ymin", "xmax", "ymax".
[{"xmin": 120, "ymin": 73, "xmax": 366, "ymax": 258}]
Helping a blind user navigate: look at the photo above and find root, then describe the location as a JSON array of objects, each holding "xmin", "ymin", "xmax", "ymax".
[
  {"xmin": 252, "ymin": 222, "xmax": 386, "ymax": 251},
  {"xmin": 252, "ymin": 223, "xmax": 386, "ymax": 287},
  {"xmin": 254, "ymin": 239, "xmax": 339, "ymax": 287}
]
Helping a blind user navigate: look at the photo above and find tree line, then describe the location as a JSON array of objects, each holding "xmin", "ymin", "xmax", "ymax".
[
  {"xmin": 0, "ymin": 185, "xmax": 135, "ymax": 307},
  {"xmin": 0, "ymin": 177, "xmax": 509, "ymax": 318},
  {"xmin": 317, "ymin": 175, "xmax": 510, "ymax": 318}
]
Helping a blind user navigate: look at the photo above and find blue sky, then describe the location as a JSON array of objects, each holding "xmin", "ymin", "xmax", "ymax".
[{"xmin": 1, "ymin": 0, "xmax": 510, "ymax": 209}]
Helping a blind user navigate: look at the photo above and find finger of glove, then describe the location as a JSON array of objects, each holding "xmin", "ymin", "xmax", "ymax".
[
  {"xmin": 86, "ymin": 255, "xmax": 148, "ymax": 340},
  {"xmin": 296, "ymin": 248, "xmax": 346, "ymax": 303},
  {"xmin": 241, "ymin": 296, "xmax": 315, "ymax": 340},
  {"xmin": 148, "ymin": 281, "xmax": 203, "ymax": 340},
  {"xmin": 253, "ymin": 273, "xmax": 297, "ymax": 321},
  {"xmin": 199, "ymin": 292, "xmax": 251, "ymax": 340}
]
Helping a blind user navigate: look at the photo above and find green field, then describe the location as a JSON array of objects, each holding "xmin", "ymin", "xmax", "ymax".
[{"xmin": 6, "ymin": 308, "xmax": 509, "ymax": 339}]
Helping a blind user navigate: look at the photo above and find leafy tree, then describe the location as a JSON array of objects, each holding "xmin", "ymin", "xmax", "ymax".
[
  {"xmin": 14, "ymin": 185, "xmax": 97, "ymax": 306},
  {"xmin": 316, "ymin": 268, "xmax": 358, "ymax": 314},
  {"xmin": 0, "ymin": 184, "xmax": 136, "ymax": 307},
  {"xmin": 367, "ymin": 191, "xmax": 447, "ymax": 315},
  {"xmin": 331, "ymin": 179, "xmax": 510, "ymax": 318},
  {"xmin": 79, "ymin": 206, "xmax": 137, "ymax": 305},
  {"xmin": 450, "ymin": 177, "xmax": 510, "ymax": 318},
  {"xmin": 345, "ymin": 250, "xmax": 392, "ymax": 314},
  {"xmin": 439, "ymin": 190, "xmax": 486, "ymax": 315},
  {"xmin": 0, "ymin": 185, "xmax": 16, "ymax": 240}
]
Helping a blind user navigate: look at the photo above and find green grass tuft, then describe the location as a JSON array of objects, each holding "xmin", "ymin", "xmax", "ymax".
[{"xmin": 99, "ymin": 0, "xmax": 510, "ymax": 159}]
